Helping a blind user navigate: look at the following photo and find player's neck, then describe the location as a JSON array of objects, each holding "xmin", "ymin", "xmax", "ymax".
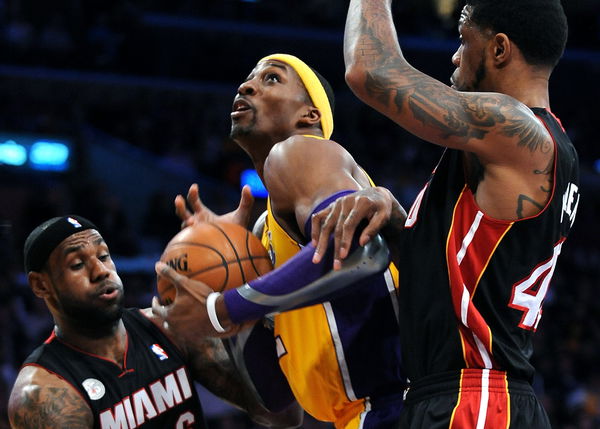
[
  {"xmin": 498, "ymin": 71, "xmax": 550, "ymax": 109},
  {"xmin": 55, "ymin": 320, "xmax": 127, "ymax": 366}
]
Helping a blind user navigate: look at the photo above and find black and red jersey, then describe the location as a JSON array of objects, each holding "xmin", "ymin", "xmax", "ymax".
[
  {"xmin": 24, "ymin": 308, "xmax": 206, "ymax": 429},
  {"xmin": 397, "ymin": 107, "xmax": 580, "ymax": 383}
]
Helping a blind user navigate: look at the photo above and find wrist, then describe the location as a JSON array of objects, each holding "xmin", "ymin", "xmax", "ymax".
[
  {"xmin": 206, "ymin": 292, "xmax": 233, "ymax": 333},
  {"xmin": 215, "ymin": 294, "xmax": 232, "ymax": 328}
]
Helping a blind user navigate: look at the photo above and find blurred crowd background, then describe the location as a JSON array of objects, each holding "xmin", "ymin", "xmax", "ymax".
[{"xmin": 0, "ymin": 0, "xmax": 598, "ymax": 428}]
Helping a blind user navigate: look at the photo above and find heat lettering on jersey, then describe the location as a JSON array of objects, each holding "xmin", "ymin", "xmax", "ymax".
[
  {"xmin": 99, "ymin": 367, "xmax": 194, "ymax": 429},
  {"xmin": 560, "ymin": 182, "xmax": 579, "ymax": 228}
]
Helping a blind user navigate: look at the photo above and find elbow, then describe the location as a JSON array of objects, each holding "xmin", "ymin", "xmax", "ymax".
[{"xmin": 344, "ymin": 65, "xmax": 366, "ymax": 98}]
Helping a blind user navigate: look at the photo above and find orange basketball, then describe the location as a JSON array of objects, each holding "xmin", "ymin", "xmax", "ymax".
[{"xmin": 157, "ymin": 221, "xmax": 273, "ymax": 304}]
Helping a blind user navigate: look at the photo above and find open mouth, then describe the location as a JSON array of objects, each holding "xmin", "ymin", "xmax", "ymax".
[
  {"xmin": 231, "ymin": 98, "xmax": 252, "ymax": 117},
  {"xmin": 98, "ymin": 284, "xmax": 120, "ymax": 300}
]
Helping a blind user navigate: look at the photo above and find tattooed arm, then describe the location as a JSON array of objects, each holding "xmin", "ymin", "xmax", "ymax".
[
  {"xmin": 182, "ymin": 335, "xmax": 302, "ymax": 428},
  {"xmin": 343, "ymin": 0, "xmax": 554, "ymax": 219},
  {"xmin": 9, "ymin": 366, "xmax": 93, "ymax": 429},
  {"xmin": 145, "ymin": 309, "xmax": 302, "ymax": 428}
]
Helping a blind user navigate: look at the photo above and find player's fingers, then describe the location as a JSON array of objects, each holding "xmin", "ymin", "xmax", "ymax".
[
  {"xmin": 358, "ymin": 208, "xmax": 388, "ymax": 246},
  {"xmin": 235, "ymin": 185, "xmax": 255, "ymax": 227},
  {"xmin": 311, "ymin": 206, "xmax": 335, "ymax": 263},
  {"xmin": 155, "ymin": 261, "xmax": 212, "ymax": 304},
  {"xmin": 155, "ymin": 262, "xmax": 186, "ymax": 289},
  {"xmin": 337, "ymin": 206, "xmax": 366, "ymax": 262},
  {"xmin": 332, "ymin": 198, "xmax": 358, "ymax": 269},
  {"xmin": 151, "ymin": 296, "xmax": 168, "ymax": 320},
  {"xmin": 310, "ymin": 208, "xmax": 326, "ymax": 247},
  {"xmin": 187, "ymin": 183, "xmax": 204, "ymax": 214},
  {"xmin": 175, "ymin": 195, "xmax": 192, "ymax": 224}
]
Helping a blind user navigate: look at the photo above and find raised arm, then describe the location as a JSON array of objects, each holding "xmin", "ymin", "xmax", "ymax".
[
  {"xmin": 344, "ymin": 0, "xmax": 552, "ymax": 166},
  {"xmin": 344, "ymin": 0, "xmax": 555, "ymax": 223},
  {"xmin": 9, "ymin": 366, "xmax": 93, "ymax": 429}
]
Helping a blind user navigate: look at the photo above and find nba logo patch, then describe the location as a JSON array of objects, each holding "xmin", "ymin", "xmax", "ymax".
[
  {"xmin": 67, "ymin": 217, "xmax": 82, "ymax": 228},
  {"xmin": 150, "ymin": 343, "xmax": 169, "ymax": 360}
]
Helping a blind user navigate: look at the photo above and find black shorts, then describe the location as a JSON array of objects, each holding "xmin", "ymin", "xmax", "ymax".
[{"xmin": 399, "ymin": 369, "xmax": 550, "ymax": 429}]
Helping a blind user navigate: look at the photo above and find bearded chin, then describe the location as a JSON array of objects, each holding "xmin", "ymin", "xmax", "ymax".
[
  {"xmin": 230, "ymin": 117, "xmax": 256, "ymax": 141},
  {"xmin": 59, "ymin": 293, "xmax": 124, "ymax": 338}
]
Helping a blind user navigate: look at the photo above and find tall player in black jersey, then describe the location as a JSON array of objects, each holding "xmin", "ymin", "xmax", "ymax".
[
  {"xmin": 8, "ymin": 215, "xmax": 301, "ymax": 429},
  {"xmin": 311, "ymin": 0, "xmax": 580, "ymax": 428}
]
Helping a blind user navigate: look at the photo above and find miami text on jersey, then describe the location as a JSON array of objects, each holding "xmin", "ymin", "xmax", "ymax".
[{"xmin": 99, "ymin": 366, "xmax": 195, "ymax": 429}]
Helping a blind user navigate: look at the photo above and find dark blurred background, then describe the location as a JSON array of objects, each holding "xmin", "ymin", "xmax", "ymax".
[{"xmin": 0, "ymin": 0, "xmax": 598, "ymax": 428}]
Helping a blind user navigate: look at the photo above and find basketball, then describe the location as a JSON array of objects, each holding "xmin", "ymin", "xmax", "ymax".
[{"xmin": 157, "ymin": 221, "xmax": 273, "ymax": 304}]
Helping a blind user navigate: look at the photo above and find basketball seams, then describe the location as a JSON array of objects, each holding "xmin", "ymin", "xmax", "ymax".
[
  {"xmin": 163, "ymin": 240, "xmax": 229, "ymax": 291},
  {"xmin": 158, "ymin": 222, "xmax": 273, "ymax": 302},
  {"xmin": 244, "ymin": 229, "xmax": 263, "ymax": 278},
  {"xmin": 210, "ymin": 222, "xmax": 247, "ymax": 284},
  {"xmin": 162, "ymin": 241, "xmax": 230, "ymax": 254},
  {"xmin": 184, "ymin": 256, "xmax": 271, "ymax": 278}
]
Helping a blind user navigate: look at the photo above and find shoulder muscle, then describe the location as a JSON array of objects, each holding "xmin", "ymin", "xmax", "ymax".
[
  {"xmin": 265, "ymin": 135, "xmax": 367, "ymax": 223},
  {"xmin": 9, "ymin": 366, "xmax": 93, "ymax": 429}
]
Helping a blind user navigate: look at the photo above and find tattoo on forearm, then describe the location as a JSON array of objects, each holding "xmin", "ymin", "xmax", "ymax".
[
  {"xmin": 355, "ymin": 3, "xmax": 553, "ymax": 157},
  {"xmin": 12, "ymin": 387, "xmax": 91, "ymax": 429},
  {"xmin": 190, "ymin": 338, "xmax": 255, "ymax": 410}
]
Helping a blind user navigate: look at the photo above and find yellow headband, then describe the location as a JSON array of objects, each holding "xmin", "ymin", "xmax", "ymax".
[{"xmin": 259, "ymin": 53, "xmax": 334, "ymax": 139}]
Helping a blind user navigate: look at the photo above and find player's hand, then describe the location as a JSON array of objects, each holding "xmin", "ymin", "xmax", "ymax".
[
  {"xmin": 152, "ymin": 262, "xmax": 242, "ymax": 339},
  {"xmin": 175, "ymin": 183, "xmax": 255, "ymax": 229},
  {"xmin": 311, "ymin": 187, "xmax": 404, "ymax": 270}
]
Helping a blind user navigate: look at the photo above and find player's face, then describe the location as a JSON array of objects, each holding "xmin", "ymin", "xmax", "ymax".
[
  {"xmin": 46, "ymin": 229, "xmax": 124, "ymax": 332},
  {"xmin": 230, "ymin": 60, "xmax": 311, "ymax": 146},
  {"xmin": 450, "ymin": 6, "xmax": 491, "ymax": 92}
]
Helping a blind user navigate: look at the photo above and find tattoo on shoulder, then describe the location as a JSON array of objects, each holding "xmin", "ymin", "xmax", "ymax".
[
  {"xmin": 12, "ymin": 386, "xmax": 91, "ymax": 429},
  {"xmin": 500, "ymin": 105, "xmax": 551, "ymax": 153}
]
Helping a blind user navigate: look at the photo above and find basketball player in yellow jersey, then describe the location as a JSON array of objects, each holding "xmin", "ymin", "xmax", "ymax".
[{"xmin": 155, "ymin": 54, "xmax": 407, "ymax": 429}]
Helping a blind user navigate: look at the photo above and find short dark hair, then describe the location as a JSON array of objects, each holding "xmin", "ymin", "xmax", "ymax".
[
  {"xmin": 465, "ymin": 0, "xmax": 568, "ymax": 68},
  {"xmin": 311, "ymin": 67, "xmax": 335, "ymax": 115}
]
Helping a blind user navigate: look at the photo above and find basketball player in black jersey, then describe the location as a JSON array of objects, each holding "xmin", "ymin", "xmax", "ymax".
[
  {"xmin": 8, "ymin": 215, "xmax": 301, "ymax": 429},
  {"xmin": 311, "ymin": 0, "xmax": 580, "ymax": 428}
]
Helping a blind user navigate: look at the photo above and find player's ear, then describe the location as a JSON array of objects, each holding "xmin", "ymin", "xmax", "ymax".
[
  {"xmin": 492, "ymin": 33, "xmax": 511, "ymax": 66},
  {"xmin": 29, "ymin": 271, "xmax": 51, "ymax": 298},
  {"xmin": 298, "ymin": 106, "xmax": 321, "ymax": 128}
]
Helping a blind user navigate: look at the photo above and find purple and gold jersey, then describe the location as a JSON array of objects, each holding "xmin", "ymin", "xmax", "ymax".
[{"xmin": 261, "ymin": 188, "xmax": 405, "ymax": 429}]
